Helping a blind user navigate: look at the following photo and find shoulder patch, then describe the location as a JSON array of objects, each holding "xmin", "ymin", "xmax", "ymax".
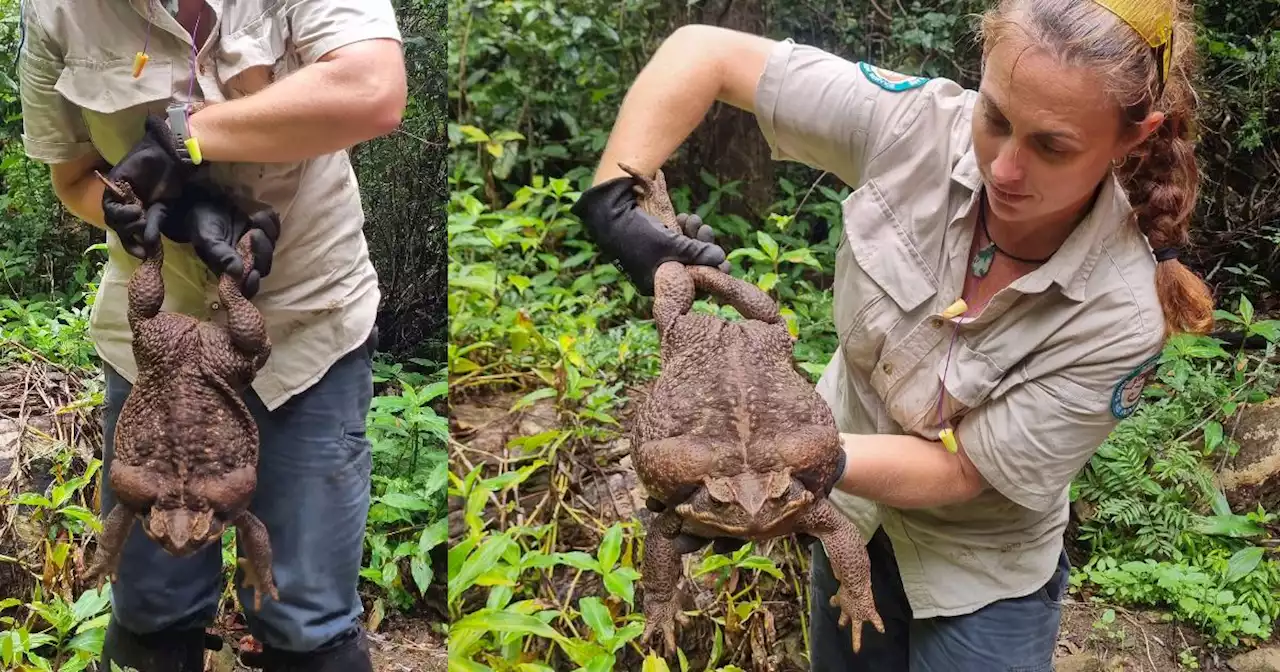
[
  {"xmin": 1110, "ymin": 353, "xmax": 1162, "ymax": 419},
  {"xmin": 857, "ymin": 61, "xmax": 929, "ymax": 92}
]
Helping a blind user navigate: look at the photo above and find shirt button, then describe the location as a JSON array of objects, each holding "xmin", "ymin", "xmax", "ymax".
[
  {"xmin": 881, "ymin": 362, "xmax": 893, "ymax": 374},
  {"xmin": 211, "ymin": 302, "xmax": 222, "ymax": 311},
  {"xmin": 930, "ymin": 317, "xmax": 943, "ymax": 328}
]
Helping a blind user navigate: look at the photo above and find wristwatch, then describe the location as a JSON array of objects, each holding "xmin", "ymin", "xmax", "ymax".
[{"xmin": 165, "ymin": 101, "xmax": 203, "ymax": 165}]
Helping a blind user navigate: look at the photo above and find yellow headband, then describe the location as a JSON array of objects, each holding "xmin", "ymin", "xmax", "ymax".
[{"xmin": 1092, "ymin": 0, "xmax": 1175, "ymax": 92}]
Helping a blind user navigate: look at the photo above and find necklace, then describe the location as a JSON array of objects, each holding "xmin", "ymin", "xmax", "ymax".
[{"xmin": 970, "ymin": 190, "xmax": 1054, "ymax": 278}]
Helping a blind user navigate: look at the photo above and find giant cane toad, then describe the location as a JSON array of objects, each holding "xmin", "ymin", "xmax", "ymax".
[
  {"xmin": 620, "ymin": 163, "xmax": 883, "ymax": 655},
  {"xmin": 84, "ymin": 176, "xmax": 280, "ymax": 611}
]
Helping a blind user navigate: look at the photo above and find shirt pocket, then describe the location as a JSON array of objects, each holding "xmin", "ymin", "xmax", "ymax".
[
  {"xmin": 833, "ymin": 178, "xmax": 937, "ymax": 373},
  {"xmin": 890, "ymin": 337, "xmax": 1004, "ymax": 438},
  {"xmin": 214, "ymin": 3, "xmax": 293, "ymax": 99},
  {"xmin": 53, "ymin": 58, "xmax": 174, "ymax": 165}
]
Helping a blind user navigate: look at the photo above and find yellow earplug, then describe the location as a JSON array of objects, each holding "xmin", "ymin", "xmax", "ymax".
[
  {"xmin": 185, "ymin": 137, "xmax": 203, "ymax": 165},
  {"xmin": 132, "ymin": 52, "xmax": 149, "ymax": 78},
  {"xmin": 938, "ymin": 427, "xmax": 958, "ymax": 453},
  {"xmin": 940, "ymin": 298, "xmax": 968, "ymax": 320}
]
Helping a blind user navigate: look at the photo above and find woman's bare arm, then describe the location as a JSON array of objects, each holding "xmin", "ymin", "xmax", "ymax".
[{"xmin": 592, "ymin": 24, "xmax": 776, "ymax": 185}]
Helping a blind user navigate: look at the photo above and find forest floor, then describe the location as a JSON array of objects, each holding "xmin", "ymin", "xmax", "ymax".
[{"xmin": 205, "ymin": 613, "xmax": 447, "ymax": 671}]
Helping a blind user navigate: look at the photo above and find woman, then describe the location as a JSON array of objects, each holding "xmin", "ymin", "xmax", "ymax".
[{"xmin": 571, "ymin": 0, "xmax": 1214, "ymax": 669}]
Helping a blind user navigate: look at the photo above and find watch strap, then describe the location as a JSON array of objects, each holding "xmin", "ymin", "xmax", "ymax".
[{"xmin": 165, "ymin": 102, "xmax": 201, "ymax": 165}]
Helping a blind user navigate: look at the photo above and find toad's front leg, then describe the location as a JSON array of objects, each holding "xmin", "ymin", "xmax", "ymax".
[
  {"xmin": 641, "ymin": 510, "xmax": 691, "ymax": 657},
  {"xmin": 794, "ymin": 499, "xmax": 883, "ymax": 652},
  {"xmin": 233, "ymin": 510, "xmax": 279, "ymax": 612},
  {"xmin": 84, "ymin": 504, "xmax": 135, "ymax": 588}
]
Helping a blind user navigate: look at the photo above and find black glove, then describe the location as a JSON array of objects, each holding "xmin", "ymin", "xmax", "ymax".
[
  {"xmin": 570, "ymin": 175, "xmax": 730, "ymax": 295},
  {"xmin": 164, "ymin": 181, "xmax": 279, "ymax": 299},
  {"xmin": 825, "ymin": 449, "xmax": 847, "ymax": 496},
  {"xmin": 102, "ymin": 115, "xmax": 198, "ymax": 258}
]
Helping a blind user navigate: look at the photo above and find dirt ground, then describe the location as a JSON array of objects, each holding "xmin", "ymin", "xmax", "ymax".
[{"xmin": 206, "ymin": 613, "xmax": 447, "ymax": 671}]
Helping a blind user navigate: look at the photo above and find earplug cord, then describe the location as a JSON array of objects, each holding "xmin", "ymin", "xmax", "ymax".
[{"xmin": 935, "ymin": 190, "xmax": 990, "ymax": 453}]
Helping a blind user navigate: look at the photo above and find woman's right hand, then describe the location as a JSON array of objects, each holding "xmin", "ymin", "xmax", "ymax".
[{"xmin": 571, "ymin": 174, "xmax": 729, "ymax": 295}]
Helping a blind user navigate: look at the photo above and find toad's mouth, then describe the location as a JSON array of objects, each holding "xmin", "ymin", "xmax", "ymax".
[
  {"xmin": 674, "ymin": 473, "xmax": 814, "ymax": 537},
  {"xmin": 141, "ymin": 507, "xmax": 227, "ymax": 557}
]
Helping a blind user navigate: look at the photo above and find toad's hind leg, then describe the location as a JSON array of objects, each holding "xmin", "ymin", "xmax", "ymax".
[
  {"xmin": 687, "ymin": 265, "xmax": 781, "ymax": 325},
  {"xmin": 794, "ymin": 499, "xmax": 883, "ymax": 652}
]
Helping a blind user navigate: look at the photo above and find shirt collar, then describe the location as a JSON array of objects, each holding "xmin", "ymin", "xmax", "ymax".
[{"xmin": 950, "ymin": 147, "xmax": 1130, "ymax": 302}]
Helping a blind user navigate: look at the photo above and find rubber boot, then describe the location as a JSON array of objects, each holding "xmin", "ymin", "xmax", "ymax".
[
  {"xmin": 239, "ymin": 626, "xmax": 374, "ymax": 672},
  {"xmin": 99, "ymin": 616, "xmax": 219, "ymax": 672}
]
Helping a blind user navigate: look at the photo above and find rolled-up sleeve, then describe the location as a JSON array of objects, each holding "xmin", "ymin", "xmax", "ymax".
[
  {"xmin": 957, "ymin": 336, "xmax": 1164, "ymax": 513},
  {"xmin": 286, "ymin": 0, "xmax": 404, "ymax": 65},
  {"xmin": 17, "ymin": 2, "xmax": 93, "ymax": 163},
  {"xmin": 753, "ymin": 40, "xmax": 955, "ymax": 189}
]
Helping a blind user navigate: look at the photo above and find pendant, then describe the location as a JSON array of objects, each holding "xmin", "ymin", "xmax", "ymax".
[{"xmin": 971, "ymin": 243, "xmax": 995, "ymax": 278}]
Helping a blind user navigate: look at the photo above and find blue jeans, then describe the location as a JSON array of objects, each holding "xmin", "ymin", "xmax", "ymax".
[
  {"xmin": 99, "ymin": 337, "xmax": 375, "ymax": 652},
  {"xmin": 809, "ymin": 528, "xmax": 1068, "ymax": 671}
]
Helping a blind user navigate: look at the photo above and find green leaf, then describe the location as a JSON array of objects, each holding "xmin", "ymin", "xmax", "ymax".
[
  {"xmin": 379, "ymin": 493, "xmax": 435, "ymax": 511},
  {"xmin": 1203, "ymin": 421, "xmax": 1224, "ymax": 454},
  {"xmin": 451, "ymin": 608, "xmax": 567, "ymax": 643},
  {"xmin": 756, "ymin": 232, "xmax": 779, "ymax": 261},
  {"xmin": 602, "ymin": 569, "xmax": 636, "ymax": 605},
  {"xmin": 554, "ymin": 551, "xmax": 600, "ymax": 572},
  {"xmin": 642, "ymin": 653, "xmax": 672, "ymax": 672},
  {"xmin": 578, "ymin": 597, "xmax": 615, "ymax": 642},
  {"xmin": 1248, "ymin": 320, "xmax": 1280, "ymax": 342},
  {"xmin": 1239, "ymin": 295, "xmax": 1254, "ymax": 324},
  {"xmin": 598, "ymin": 524, "xmax": 623, "ymax": 571},
  {"xmin": 412, "ymin": 555, "xmax": 434, "ymax": 595},
  {"xmin": 1226, "ymin": 547, "xmax": 1265, "ymax": 583},
  {"xmin": 737, "ymin": 555, "xmax": 784, "ymax": 578},
  {"xmin": 1213, "ymin": 309, "xmax": 1243, "ymax": 324},
  {"xmin": 726, "ymin": 247, "xmax": 768, "ymax": 262},
  {"xmin": 449, "ymin": 533, "xmax": 516, "ymax": 604}
]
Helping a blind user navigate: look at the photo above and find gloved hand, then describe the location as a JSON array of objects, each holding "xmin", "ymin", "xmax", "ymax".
[
  {"xmin": 161, "ymin": 181, "xmax": 279, "ymax": 299},
  {"xmin": 186, "ymin": 196, "xmax": 279, "ymax": 300},
  {"xmin": 571, "ymin": 175, "xmax": 730, "ymax": 295},
  {"xmin": 101, "ymin": 115, "xmax": 198, "ymax": 258},
  {"xmin": 825, "ymin": 449, "xmax": 847, "ymax": 496}
]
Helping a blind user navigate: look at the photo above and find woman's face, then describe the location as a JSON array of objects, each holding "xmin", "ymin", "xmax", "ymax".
[{"xmin": 971, "ymin": 34, "xmax": 1152, "ymax": 225}]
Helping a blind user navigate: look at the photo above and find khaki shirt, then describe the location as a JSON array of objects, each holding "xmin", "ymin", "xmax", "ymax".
[
  {"xmin": 755, "ymin": 40, "xmax": 1166, "ymax": 617},
  {"xmin": 18, "ymin": 0, "xmax": 401, "ymax": 410}
]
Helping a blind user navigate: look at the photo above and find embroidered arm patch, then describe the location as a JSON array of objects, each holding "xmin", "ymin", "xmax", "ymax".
[
  {"xmin": 857, "ymin": 61, "xmax": 929, "ymax": 92},
  {"xmin": 1110, "ymin": 353, "xmax": 1162, "ymax": 419}
]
